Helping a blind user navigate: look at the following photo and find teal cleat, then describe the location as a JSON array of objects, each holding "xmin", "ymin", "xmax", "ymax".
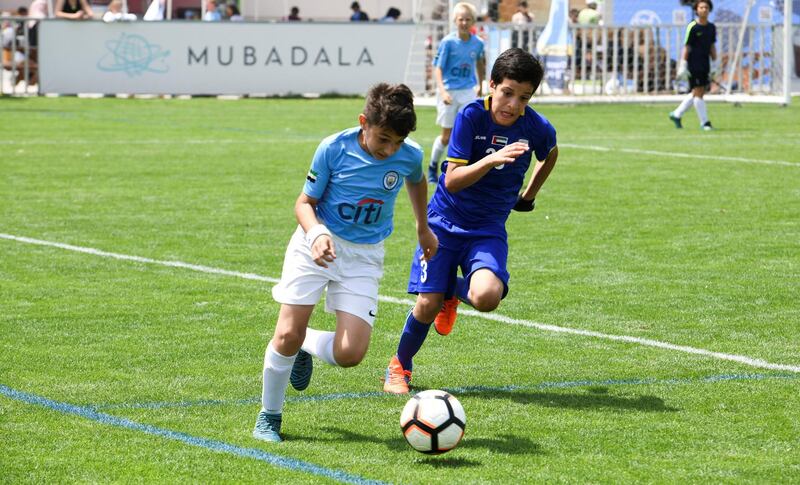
[
  {"xmin": 290, "ymin": 349, "xmax": 313, "ymax": 391},
  {"xmin": 252, "ymin": 411, "xmax": 282, "ymax": 442},
  {"xmin": 669, "ymin": 112, "xmax": 683, "ymax": 129}
]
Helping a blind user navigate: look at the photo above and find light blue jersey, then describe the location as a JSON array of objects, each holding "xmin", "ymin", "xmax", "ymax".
[
  {"xmin": 433, "ymin": 32, "xmax": 485, "ymax": 91},
  {"xmin": 303, "ymin": 127, "xmax": 424, "ymax": 244}
]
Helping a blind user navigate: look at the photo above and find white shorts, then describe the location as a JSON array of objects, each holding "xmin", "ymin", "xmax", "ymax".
[
  {"xmin": 436, "ymin": 88, "xmax": 478, "ymax": 128},
  {"xmin": 271, "ymin": 225, "xmax": 384, "ymax": 326}
]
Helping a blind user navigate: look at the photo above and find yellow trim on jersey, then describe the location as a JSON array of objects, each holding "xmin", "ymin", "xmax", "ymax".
[{"xmin": 446, "ymin": 157, "xmax": 469, "ymax": 165}]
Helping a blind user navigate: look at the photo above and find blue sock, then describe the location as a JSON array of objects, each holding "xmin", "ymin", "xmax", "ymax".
[
  {"xmin": 396, "ymin": 310, "xmax": 431, "ymax": 372},
  {"xmin": 455, "ymin": 277, "xmax": 471, "ymax": 305}
]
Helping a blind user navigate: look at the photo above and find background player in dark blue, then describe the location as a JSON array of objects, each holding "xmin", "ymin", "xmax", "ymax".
[
  {"xmin": 670, "ymin": 0, "xmax": 718, "ymax": 131},
  {"xmin": 383, "ymin": 48, "xmax": 559, "ymax": 394}
]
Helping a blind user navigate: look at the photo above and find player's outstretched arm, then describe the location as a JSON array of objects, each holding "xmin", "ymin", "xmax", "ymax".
[
  {"xmin": 406, "ymin": 178, "xmax": 438, "ymax": 261},
  {"xmin": 518, "ymin": 145, "xmax": 558, "ymax": 206},
  {"xmin": 444, "ymin": 142, "xmax": 529, "ymax": 193},
  {"xmin": 295, "ymin": 192, "xmax": 336, "ymax": 267}
]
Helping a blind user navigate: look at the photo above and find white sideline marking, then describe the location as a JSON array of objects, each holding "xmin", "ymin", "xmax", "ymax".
[
  {"xmin": 3, "ymin": 233, "xmax": 799, "ymax": 374},
  {"xmin": 561, "ymin": 143, "xmax": 799, "ymax": 167}
]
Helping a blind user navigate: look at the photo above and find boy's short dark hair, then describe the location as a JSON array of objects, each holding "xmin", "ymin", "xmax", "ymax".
[
  {"xmin": 363, "ymin": 83, "xmax": 417, "ymax": 137},
  {"xmin": 490, "ymin": 48, "xmax": 544, "ymax": 93},
  {"xmin": 693, "ymin": 0, "xmax": 713, "ymax": 12}
]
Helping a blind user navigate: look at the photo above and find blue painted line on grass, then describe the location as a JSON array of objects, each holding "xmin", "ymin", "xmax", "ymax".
[
  {"xmin": 0, "ymin": 384, "xmax": 387, "ymax": 485},
  {"xmin": 93, "ymin": 372, "xmax": 799, "ymax": 411}
]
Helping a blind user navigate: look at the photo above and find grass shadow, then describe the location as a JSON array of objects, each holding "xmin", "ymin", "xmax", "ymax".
[{"xmin": 458, "ymin": 387, "xmax": 679, "ymax": 412}]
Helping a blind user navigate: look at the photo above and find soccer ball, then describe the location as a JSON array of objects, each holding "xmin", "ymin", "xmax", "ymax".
[{"xmin": 400, "ymin": 390, "xmax": 466, "ymax": 454}]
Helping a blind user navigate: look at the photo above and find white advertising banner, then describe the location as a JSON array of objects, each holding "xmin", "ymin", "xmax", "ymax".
[{"xmin": 39, "ymin": 21, "xmax": 414, "ymax": 95}]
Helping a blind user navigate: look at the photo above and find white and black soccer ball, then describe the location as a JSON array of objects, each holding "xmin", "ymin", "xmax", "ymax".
[{"xmin": 400, "ymin": 390, "xmax": 466, "ymax": 454}]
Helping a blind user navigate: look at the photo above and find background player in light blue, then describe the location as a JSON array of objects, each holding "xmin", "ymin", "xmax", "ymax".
[
  {"xmin": 253, "ymin": 83, "xmax": 438, "ymax": 441},
  {"xmin": 384, "ymin": 48, "xmax": 559, "ymax": 394},
  {"xmin": 427, "ymin": 2, "xmax": 486, "ymax": 184}
]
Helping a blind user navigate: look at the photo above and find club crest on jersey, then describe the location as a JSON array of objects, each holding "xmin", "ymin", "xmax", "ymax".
[
  {"xmin": 383, "ymin": 171, "xmax": 399, "ymax": 190},
  {"xmin": 491, "ymin": 135, "xmax": 508, "ymax": 146},
  {"xmin": 306, "ymin": 169, "xmax": 318, "ymax": 183}
]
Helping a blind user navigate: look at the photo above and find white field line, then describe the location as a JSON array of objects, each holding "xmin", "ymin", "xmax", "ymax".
[
  {"xmin": 3, "ymin": 233, "xmax": 799, "ymax": 374},
  {"xmin": 560, "ymin": 143, "xmax": 800, "ymax": 167}
]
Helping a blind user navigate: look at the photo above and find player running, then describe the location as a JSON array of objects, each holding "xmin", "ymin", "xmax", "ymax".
[
  {"xmin": 670, "ymin": 0, "xmax": 718, "ymax": 131},
  {"xmin": 427, "ymin": 2, "xmax": 486, "ymax": 183},
  {"xmin": 384, "ymin": 48, "xmax": 559, "ymax": 394},
  {"xmin": 253, "ymin": 83, "xmax": 437, "ymax": 442}
]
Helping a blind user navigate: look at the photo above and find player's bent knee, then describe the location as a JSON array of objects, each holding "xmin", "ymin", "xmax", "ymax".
[
  {"xmin": 272, "ymin": 328, "xmax": 305, "ymax": 352},
  {"xmin": 469, "ymin": 291, "xmax": 501, "ymax": 312},
  {"xmin": 333, "ymin": 349, "xmax": 366, "ymax": 368}
]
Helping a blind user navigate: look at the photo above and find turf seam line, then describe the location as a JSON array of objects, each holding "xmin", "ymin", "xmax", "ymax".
[
  {"xmin": 0, "ymin": 384, "xmax": 386, "ymax": 485},
  {"xmin": 560, "ymin": 143, "xmax": 799, "ymax": 167},
  {"xmin": 3, "ymin": 232, "xmax": 799, "ymax": 375},
  {"xmin": 91, "ymin": 372, "xmax": 798, "ymax": 411}
]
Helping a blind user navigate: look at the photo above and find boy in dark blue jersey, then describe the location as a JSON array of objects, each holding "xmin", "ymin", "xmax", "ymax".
[
  {"xmin": 670, "ymin": 0, "xmax": 717, "ymax": 131},
  {"xmin": 383, "ymin": 48, "xmax": 559, "ymax": 394}
]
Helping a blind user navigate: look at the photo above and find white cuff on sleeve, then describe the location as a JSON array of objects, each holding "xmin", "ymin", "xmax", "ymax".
[{"xmin": 305, "ymin": 224, "xmax": 332, "ymax": 246}]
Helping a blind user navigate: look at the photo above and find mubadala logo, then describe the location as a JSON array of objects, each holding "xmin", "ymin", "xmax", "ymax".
[{"xmin": 187, "ymin": 45, "xmax": 374, "ymax": 67}]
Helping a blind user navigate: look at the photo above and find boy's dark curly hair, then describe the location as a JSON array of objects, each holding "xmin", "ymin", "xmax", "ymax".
[{"xmin": 363, "ymin": 83, "xmax": 417, "ymax": 137}]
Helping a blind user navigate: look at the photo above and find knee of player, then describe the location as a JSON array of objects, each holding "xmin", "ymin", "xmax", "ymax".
[
  {"xmin": 469, "ymin": 290, "xmax": 501, "ymax": 312},
  {"xmin": 272, "ymin": 328, "xmax": 305, "ymax": 351},
  {"xmin": 333, "ymin": 349, "xmax": 365, "ymax": 368},
  {"xmin": 440, "ymin": 133, "xmax": 451, "ymax": 145},
  {"xmin": 414, "ymin": 296, "xmax": 443, "ymax": 322}
]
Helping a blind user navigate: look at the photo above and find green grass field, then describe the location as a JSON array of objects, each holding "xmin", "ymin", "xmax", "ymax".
[{"xmin": 2, "ymin": 96, "xmax": 799, "ymax": 483}]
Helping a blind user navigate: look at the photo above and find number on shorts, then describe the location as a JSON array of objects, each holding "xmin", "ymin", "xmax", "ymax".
[{"xmin": 420, "ymin": 260, "xmax": 428, "ymax": 283}]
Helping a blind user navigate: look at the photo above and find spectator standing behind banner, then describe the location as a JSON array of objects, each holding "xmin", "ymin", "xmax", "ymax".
[
  {"xmin": 349, "ymin": 1, "xmax": 369, "ymax": 21},
  {"xmin": 103, "ymin": 0, "xmax": 136, "ymax": 22},
  {"xmin": 225, "ymin": 3, "xmax": 242, "ymax": 21},
  {"xmin": 203, "ymin": 0, "xmax": 221, "ymax": 21},
  {"xmin": 380, "ymin": 7, "xmax": 400, "ymax": 22},
  {"xmin": 285, "ymin": 6, "xmax": 300, "ymax": 21},
  {"xmin": 55, "ymin": 0, "xmax": 93, "ymax": 20},
  {"xmin": 511, "ymin": 1, "xmax": 533, "ymax": 49}
]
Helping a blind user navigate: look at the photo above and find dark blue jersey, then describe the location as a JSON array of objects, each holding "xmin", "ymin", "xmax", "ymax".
[
  {"xmin": 684, "ymin": 20, "xmax": 716, "ymax": 73},
  {"xmin": 428, "ymin": 96, "xmax": 557, "ymax": 230}
]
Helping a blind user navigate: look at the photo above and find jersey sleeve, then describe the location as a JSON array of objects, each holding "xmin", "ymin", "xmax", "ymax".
[
  {"xmin": 303, "ymin": 140, "xmax": 332, "ymax": 200},
  {"xmin": 683, "ymin": 22, "xmax": 695, "ymax": 46},
  {"xmin": 710, "ymin": 24, "xmax": 716, "ymax": 44},
  {"xmin": 446, "ymin": 107, "xmax": 477, "ymax": 165},
  {"xmin": 432, "ymin": 38, "xmax": 448, "ymax": 68},
  {"xmin": 406, "ymin": 148, "xmax": 425, "ymax": 183},
  {"xmin": 534, "ymin": 123, "xmax": 557, "ymax": 162}
]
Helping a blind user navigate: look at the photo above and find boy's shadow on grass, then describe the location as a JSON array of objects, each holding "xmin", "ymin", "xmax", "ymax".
[{"xmin": 430, "ymin": 386, "xmax": 680, "ymax": 413}]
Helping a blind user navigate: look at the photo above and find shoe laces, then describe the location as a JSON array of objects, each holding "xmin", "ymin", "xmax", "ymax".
[{"xmin": 255, "ymin": 411, "xmax": 281, "ymax": 433}]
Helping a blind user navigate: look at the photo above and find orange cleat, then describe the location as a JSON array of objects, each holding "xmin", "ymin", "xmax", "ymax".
[
  {"xmin": 434, "ymin": 296, "xmax": 460, "ymax": 336},
  {"xmin": 383, "ymin": 355, "xmax": 412, "ymax": 394}
]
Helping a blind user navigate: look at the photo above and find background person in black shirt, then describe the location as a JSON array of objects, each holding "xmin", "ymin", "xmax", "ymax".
[{"xmin": 669, "ymin": 0, "xmax": 717, "ymax": 131}]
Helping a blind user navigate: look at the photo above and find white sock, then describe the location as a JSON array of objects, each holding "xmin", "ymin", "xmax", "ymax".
[
  {"xmin": 261, "ymin": 342, "xmax": 296, "ymax": 414},
  {"xmin": 429, "ymin": 136, "xmax": 445, "ymax": 169},
  {"xmin": 673, "ymin": 94, "xmax": 693, "ymax": 118},
  {"xmin": 301, "ymin": 328, "xmax": 338, "ymax": 366},
  {"xmin": 693, "ymin": 97, "xmax": 708, "ymax": 125}
]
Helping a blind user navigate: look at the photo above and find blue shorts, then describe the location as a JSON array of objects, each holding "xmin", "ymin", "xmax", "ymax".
[{"xmin": 407, "ymin": 210, "xmax": 510, "ymax": 299}]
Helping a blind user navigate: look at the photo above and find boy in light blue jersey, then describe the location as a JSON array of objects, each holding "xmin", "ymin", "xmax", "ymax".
[
  {"xmin": 253, "ymin": 83, "xmax": 438, "ymax": 442},
  {"xmin": 427, "ymin": 2, "xmax": 486, "ymax": 184},
  {"xmin": 384, "ymin": 48, "xmax": 559, "ymax": 394}
]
